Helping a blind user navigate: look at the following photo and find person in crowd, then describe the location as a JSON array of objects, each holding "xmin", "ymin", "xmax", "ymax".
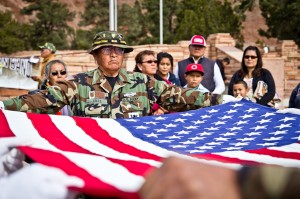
[
  {"xmin": 133, "ymin": 50, "xmax": 161, "ymax": 79},
  {"xmin": 0, "ymin": 137, "xmax": 82, "ymax": 199},
  {"xmin": 288, "ymin": 83, "xmax": 300, "ymax": 108},
  {"xmin": 232, "ymin": 80, "xmax": 250, "ymax": 100},
  {"xmin": 41, "ymin": 60, "xmax": 69, "ymax": 89},
  {"xmin": 29, "ymin": 60, "xmax": 72, "ymax": 116},
  {"xmin": 31, "ymin": 42, "xmax": 57, "ymax": 88},
  {"xmin": 228, "ymin": 45, "xmax": 276, "ymax": 107},
  {"xmin": 0, "ymin": 31, "xmax": 228, "ymax": 118},
  {"xmin": 174, "ymin": 35, "xmax": 225, "ymax": 94},
  {"xmin": 133, "ymin": 50, "xmax": 168, "ymax": 115},
  {"xmin": 216, "ymin": 57, "xmax": 230, "ymax": 82},
  {"xmin": 184, "ymin": 63, "xmax": 209, "ymax": 93},
  {"xmin": 156, "ymin": 52, "xmax": 181, "ymax": 86}
]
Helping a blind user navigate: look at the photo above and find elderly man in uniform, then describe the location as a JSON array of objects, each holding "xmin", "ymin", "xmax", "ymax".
[{"xmin": 0, "ymin": 31, "xmax": 224, "ymax": 118}]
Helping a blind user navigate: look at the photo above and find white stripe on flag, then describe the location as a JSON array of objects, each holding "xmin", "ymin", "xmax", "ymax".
[
  {"xmin": 94, "ymin": 117, "xmax": 242, "ymax": 169},
  {"xmin": 93, "ymin": 118, "xmax": 176, "ymax": 157},
  {"xmin": 50, "ymin": 115, "xmax": 161, "ymax": 167},
  {"xmin": 270, "ymin": 143, "xmax": 300, "ymax": 153},
  {"xmin": 216, "ymin": 150, "xmax": 300, "ymax": 168},
  {"xmin": 4, "ymin": 110, "xmax": 144, "ymax": 191},
  {"xmin": 62, "ymin": 151, "xmax": 145, "ymax": 192},
  {"xmin": 4, "ymin": 110, "xmax": 59, "ymax": 152}
]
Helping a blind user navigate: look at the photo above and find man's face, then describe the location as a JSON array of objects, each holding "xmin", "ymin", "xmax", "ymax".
[
  {"xmin": 189, "ymin": 45, "xmax": 206, "ymax": 59},
  {"xmin": 93, "ymin": 46, "xmax": 124, "ymax": 76},
  {"xmin": 41, "ymin": 48, "xmax": 52, "ymax": 58}
]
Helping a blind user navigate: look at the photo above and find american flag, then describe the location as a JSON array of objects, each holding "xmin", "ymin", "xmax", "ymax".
[{"xmin": 0, "ymin": 99, "xmax": 300, "ymax": 198}]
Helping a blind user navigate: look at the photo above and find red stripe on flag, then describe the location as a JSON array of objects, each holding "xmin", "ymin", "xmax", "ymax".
[
  {"xmin": 26, "ymin": 113, "xmax": 155, "ymax": 176},
  {"xmin": 27, "ymin": 113, "xmax": 92, "ymax": 153},
  {"xmin": 192, "ymin": 153, "xmax": 261, "ymax": 166},
  {"xmin": 19, "ymin": 146, "xmax": 138, "ymax": 199},
  {"xmin": 246, "ymin": 147, "xmax": 300, "ymax": 160},
  {"xmin": 74, "ymin": 117, "xmax": 162, "ymax": 161},
  {"xmin": 0, "ymin": 110, "xmax": 15, "ymax": 137}
]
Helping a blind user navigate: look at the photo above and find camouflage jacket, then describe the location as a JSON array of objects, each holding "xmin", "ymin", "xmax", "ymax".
[
  {"xmin": 240, "ymin": 165, "xmax": 300, "ymax": 199},
  {"xmin": 3, "ymin": 68, "xmax": 222, "ymax": 119}
]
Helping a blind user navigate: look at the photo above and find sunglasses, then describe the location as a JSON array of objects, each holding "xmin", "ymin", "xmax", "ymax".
[
  {"xmin": 141, "ymin": 60, "xmax": 158, "ymax": 64},
  {"xmin": 51, "ymin": 70, "xmax": 67, "ymax": 76},
  {"xmin": 100, "ymin": 47, "xmax": 124, "ymax": 55},
  {"xmin": 244, "ymin": 55, "xmax": 257, "ymax": 59}
]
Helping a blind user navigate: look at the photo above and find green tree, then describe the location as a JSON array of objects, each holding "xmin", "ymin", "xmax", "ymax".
[
  {"xmin": 21, "ymin": 0, "xmax": 75, "ymax": 50},
  {"xmin": 73, "ymin": 0, "xmax": 109, "ymax": 50},
  {"xmin": 118, "ymin": 1, "xmax": 145, "ymax": 45},
  {"xmin": 137, "ymin": 0, "xmax": 243, "ymax": 46},
  {"xmin": 259, "ymin": 0, "xmax": 300, "ymax": 46},
  {"xmin": 79, "ymin": 0, "xmax": 109, "ymax": 30},
  {"xmin": 141, "ymin": 0, "xmax": 181, "ymax": 44},
  {"xmin": 174, "ymin": 0, "xmax": 242, "ymax": 44},
  {"xmin": 0, "ymin": 11, "xmax": 33, "ymax": 54}
]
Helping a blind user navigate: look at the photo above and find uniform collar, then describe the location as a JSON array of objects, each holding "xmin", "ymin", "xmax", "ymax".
[{"xmin": 92, "ymin": 68, "xmax": 130, "ymax": 85}]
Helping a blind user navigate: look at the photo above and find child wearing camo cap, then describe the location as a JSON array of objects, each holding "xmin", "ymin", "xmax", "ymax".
[{"xmin": 184, "ymin": 63, "xmax": 209, "ymax": 93}]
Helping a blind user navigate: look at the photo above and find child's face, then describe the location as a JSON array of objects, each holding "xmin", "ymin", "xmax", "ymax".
[
  {"xmin": 233, "ymin": 83, "xmax": 248, "ymax": 97},
  {"xmin": 185, "ymin": 71, "xmax": 203, "ymax": 88},
  {"xmin": 158, "ymin": 58, "xmax": 172, "ymax": 76}
]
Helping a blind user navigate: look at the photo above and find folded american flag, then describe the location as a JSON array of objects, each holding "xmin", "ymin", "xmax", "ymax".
[{"xmin": 0, "ymin": 100, "xmax": 300, "ymax": 198}]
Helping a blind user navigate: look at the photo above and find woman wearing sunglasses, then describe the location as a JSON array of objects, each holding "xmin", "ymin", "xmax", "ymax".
[
  {"xmin": 133, "ymin": 50, "xmax": 168, "ymax": 115},
  {"xmin": 133, "ymin": 50, "xmax": 162, "ymax": 79},
  {"xmin": 35, "ymin": 60, "xmax": 72, "ymax": 115},
  {"xmin": 41, "ymin": 60, "xmax": 68, "ymax": 89},
  {"xmin": 228, "ymin": 45, "xmax": 276, "ymax": 106}
]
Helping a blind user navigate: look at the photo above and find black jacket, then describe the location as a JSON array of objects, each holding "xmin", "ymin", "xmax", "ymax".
[{"xmin": 228, "ymin": 68, "xmax": 276, "ymax": 106}]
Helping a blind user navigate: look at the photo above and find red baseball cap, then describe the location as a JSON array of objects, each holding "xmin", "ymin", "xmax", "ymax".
[
  {"xmin": 185, "ymin": 64, "xmax": 204, "ymax": 75},
  {"xmin": 190, "ymin": 35, "xmax": 206, "ymax": 47}
]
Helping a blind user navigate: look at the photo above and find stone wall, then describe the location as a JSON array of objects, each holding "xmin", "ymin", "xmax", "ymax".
[{"xmin": 1, "ymin": 33, "xmax": 299, "ymax": 107}]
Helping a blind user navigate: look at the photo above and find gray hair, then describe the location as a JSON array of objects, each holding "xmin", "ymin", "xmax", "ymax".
[{"xmin": 44, "ymin": 60, "xmax": 68, "ymax": 78}]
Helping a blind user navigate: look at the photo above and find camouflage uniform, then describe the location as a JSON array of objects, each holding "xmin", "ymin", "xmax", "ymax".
[
  {"xmin": 239, "ymin": 165, "xmax": 300, "ymax": 199},
  {"xmin": 3, "ymin": 67, "xmax": 222, "ymax": 119},
  {"xmin": 2, "ymin": 30, "xmax": 222, "ymax": 118}
]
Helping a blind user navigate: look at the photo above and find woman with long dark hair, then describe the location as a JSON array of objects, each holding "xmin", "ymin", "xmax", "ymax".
[{"xmin": 228, "ymin": 46, "xmax": 276, "ymax": 106}]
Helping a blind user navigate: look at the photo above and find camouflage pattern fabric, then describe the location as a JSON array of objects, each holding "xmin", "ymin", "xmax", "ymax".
[
  {"xmin": 240, "ymin": 165, "xmax": 300, "ymax": 199},
  {"xmin": 3, "ymin": 68, "xmax": 222, "ymax": 119},
  {"xmin": 39, "ymin": 42, "xmax": 57, "ymax": 53}
]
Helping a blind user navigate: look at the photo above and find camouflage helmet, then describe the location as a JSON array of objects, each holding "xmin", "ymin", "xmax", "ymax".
[
  {"xmin": 88, "ymin": 31, "xmax": 133, "ymax": 54},
  {"xmin": 39, "ymin": 42, "xmax": 56, "ymax": 53}
]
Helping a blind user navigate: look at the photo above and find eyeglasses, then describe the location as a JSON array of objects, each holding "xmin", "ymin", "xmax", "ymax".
[
  {"xmin": 100, "ymin": 47, "xmax": 124, "ymax": 55},
  {"xmin": 244, "ymin": 55, "xmax": 257, "ymax": 59},
  {"xmin": 141, "ymin": 60, "xmax": 157, "ymax": 64},
  {"xmin": 51, "ymin": 70, "xmax": 67, "ymax": 76}
]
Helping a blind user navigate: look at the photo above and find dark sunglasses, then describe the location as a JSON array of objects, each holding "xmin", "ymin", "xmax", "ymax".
[
  {"xmin": 141, "ymin": 60, "xmax": 157, "ymax": 64},
  {"xmin": 51, "ymin": 70, "xmax": 67, "ymax": 76},
  {"xmin": 244, "ymin": 55, "xmax": 257, "ymax": 59}
]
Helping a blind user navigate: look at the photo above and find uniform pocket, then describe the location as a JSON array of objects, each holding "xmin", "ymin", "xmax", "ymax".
[
  {"xmin": 84, "ymin": 99, "xmax": 109, "ymax": 117},
  {"xmin": 120, "ymin": 100, "xmax": 143, "ymax": 118}
]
